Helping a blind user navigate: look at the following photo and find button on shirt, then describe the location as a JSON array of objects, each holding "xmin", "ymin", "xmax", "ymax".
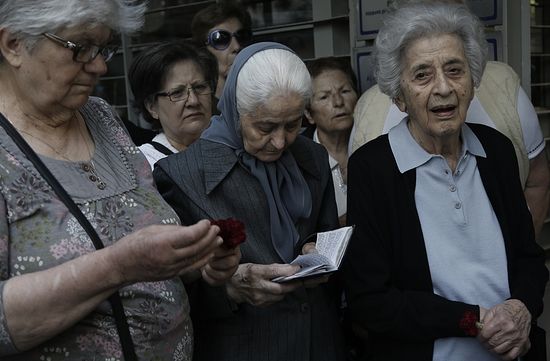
[{"xmin": 388, "ymin": 119, "xmax": 510, "ymax": 361}]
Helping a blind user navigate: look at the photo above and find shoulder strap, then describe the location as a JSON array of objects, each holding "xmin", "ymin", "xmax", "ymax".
[
  {"xmin": 149, "ymin": 141, "xmax": 175, "ymax": 156},
  {"xmin": 0, "ymin": 112, "xmax": 137, "ymax": 361}
]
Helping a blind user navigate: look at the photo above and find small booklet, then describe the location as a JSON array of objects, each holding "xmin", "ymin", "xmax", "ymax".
[{"xmin": 272, "ymin": 225, "xmax": 354, "ymax": 283}]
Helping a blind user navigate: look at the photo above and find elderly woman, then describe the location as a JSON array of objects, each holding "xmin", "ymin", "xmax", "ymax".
[
  {"xmin": 154, "ymin": 42, "xmax": 345, "ymax": 361},
  {"xmin": 343, "ymin": 3, "xmax": 548, "ymax": 361},
  {"xmin": 0, "ymin": 0, "xmax": 239, "ymax": 360},
  {"xmin": 129, "ymin": 41, "xmax": 217, "ymax": 168},
  {"xmin": 192, "ymin": 2, "xmax": 252, "ymax": 101},
  {"xmin": 304, "ymin": 57, "xmax": 358, "ymax": 227}
]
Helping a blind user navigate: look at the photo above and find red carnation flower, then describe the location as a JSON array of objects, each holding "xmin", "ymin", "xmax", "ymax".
[
  {"xmin": 459, "ymin": 310, "xmax": 479, "ymax": 336},
  {"xmin": 211, "ymin": 218, "xmax": 246, "ymax": 248}
]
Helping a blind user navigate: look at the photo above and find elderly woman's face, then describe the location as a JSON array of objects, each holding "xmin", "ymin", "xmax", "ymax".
[
  {"xmin": 307, "ymin": 69, "xmax": 357, "ymax": 134},
  {"xmin": 17, "ymin": 25, "xmax": 110, "ymax": 111},
  {"xmin": 240, "ymin": 93, "xmax": 304, "ymax": 162},
  {"xmin": 395, "ymin": 33, "xmax": 474, "ymax": 139},
  {"xmin": 148, "ymin": 60, "xmax": 212, "ymax": 147}
]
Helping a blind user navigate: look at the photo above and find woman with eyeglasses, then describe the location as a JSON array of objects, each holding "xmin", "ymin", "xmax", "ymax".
[
  {"xmin": 0, "ymin": 1, "xmax": 240, "ymax": 359},
  {"xmin": 192, "ymin": 1, "xmax": 253, "ymax": 103},
  {"xmin": 129, "ymin": 41, "xmax": 218, "ymax": 168}
]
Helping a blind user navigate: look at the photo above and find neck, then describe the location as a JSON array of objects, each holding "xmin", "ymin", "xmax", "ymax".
[
  {"xmin": 165, "ymin": 134, "xmax": 192, "ymax": 152},
  {"xmin": 0, "ymin": 70, "xmax": 75, "ymax": 129},
  {"xmin": 215, "ymin": 75, "xmax": 225, "ymax": 99},
  {"xmin": 408, "ymin": 120, "xmax": 462, "ymax": 172},
  {"xmin": 316, "ymin": 128, "xmax": 350, "ymax": 158}
]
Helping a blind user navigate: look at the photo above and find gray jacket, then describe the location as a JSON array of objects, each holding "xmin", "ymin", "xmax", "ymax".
[{"xmin": 154, "ymin": 135, "xmax": 345, "ymax": 361}]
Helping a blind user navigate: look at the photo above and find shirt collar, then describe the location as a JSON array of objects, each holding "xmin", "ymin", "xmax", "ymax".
[
  {"xmin": 389, "ymin": 117, "xmax": 486, "ymax": 174},
  {"xmin": 313, "ymin": 129, "xmax": 338, "ymax": 169}
]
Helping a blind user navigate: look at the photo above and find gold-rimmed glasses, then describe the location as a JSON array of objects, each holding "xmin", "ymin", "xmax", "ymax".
[
  {"xmin": 42, "ymin": 32, "xmax": 118, "ymax": 63},
  {"xmin": 155, "ymin": 81, "xmax": 212, "ymax": 103}
]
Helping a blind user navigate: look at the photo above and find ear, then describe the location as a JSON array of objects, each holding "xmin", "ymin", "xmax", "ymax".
[
  {"xmin": 145, "ymin": 98, "xmax": 159, "ymax": 120},
  {"xmin": 304, "ymin": 109, "xmax": 315, "ymax": 125},
  {"xmin": 393, "ymin": 96, "xmax": 407, "ymax": 113},
  {"xmin": 0, "ymin": 28, "xmax": 25, "ymax": 67}
]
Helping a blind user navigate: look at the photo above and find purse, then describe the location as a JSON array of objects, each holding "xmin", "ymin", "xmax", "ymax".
[{"xmin": 0, "ymin": 112, "xmax": 137, "ymax": 361}]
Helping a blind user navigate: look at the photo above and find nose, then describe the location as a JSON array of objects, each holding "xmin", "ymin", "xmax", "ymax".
[
  {"xmin": 84, "ymin": 54, "xmax": 108, "ymax": 76},
  {"xmin": 229, "ymin": 36, "xmax": 242, "ymax": 53},
  {"xmin": 270, "ymin": 129, "xmax": 286, "ymax": 150},
  {"xmin": 433, "ymin": 71, "xmax": 451, "ymax": 96},
  {"xmin": 185, "ymin": 88, "xmax": 200, "ymax": 106},
  {"xmin": 332, "ymin": 92, "xmax": 344, "ymax": 107}
]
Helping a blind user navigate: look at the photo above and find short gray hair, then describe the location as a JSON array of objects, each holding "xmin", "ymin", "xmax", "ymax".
[
  {"xmin": 0, "ymin": 0, "xmax": 145, "ymax": 61},
  {"xmin": 236, "ymin": 48, "xmax": 312, "ymax": 116},
  {"xmin": 374, "ymin": 2, "xmax": 487, "ymax": 99}
]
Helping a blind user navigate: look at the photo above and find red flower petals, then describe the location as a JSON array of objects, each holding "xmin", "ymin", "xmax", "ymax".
[
  {"xmin": 459, "ymin": 310, "xmax": 479, "ymax": 336},
  {"xmin": 211, "ymin": 218, "xmax": 246, "ymax": 248}
]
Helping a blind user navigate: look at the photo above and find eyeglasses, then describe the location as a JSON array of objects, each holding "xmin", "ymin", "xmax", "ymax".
[
  {"xmin": 42, "ymin": 33, "xmax": 118, "ymax": 63},
  {"xmin": 156, "ymin": 81, "xmax": 212, "ymax": 102},
  {"xmin": 205, "ymin": 29, "xmax": 252, "ymax": 50}
]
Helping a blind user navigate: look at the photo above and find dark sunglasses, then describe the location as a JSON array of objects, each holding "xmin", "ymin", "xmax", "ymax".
[{"xmin": 205, "ymin": 29, "xmax": 252, "ymax": 50}]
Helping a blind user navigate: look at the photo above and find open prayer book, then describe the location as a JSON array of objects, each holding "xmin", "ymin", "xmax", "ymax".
[{"xmin": 272, "ymin": 225, "xmax": 354, "ymax": 283}]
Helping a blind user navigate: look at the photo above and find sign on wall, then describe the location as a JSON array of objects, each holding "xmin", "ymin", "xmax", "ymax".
[{"xmin": 356, "ymin": 0, "xmax": 502, "ymax": 40}]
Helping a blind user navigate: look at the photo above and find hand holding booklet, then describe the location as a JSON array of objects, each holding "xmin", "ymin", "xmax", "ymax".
[{"xmin": 272, "ymin": 225, "xmax": 354, "ymax": 283}]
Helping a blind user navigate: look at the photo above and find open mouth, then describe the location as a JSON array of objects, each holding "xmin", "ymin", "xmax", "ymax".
[{"xmin": 430, "ymin": 104, "xmax": 456, "ymax": 116}]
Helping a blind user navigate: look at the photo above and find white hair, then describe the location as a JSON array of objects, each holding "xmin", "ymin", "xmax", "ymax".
[
  {"xmin": 0, "ymin": 0, "xmax": 145, "ymax": 60},
  {"xmin": 375, "ymin": 2, "xmax": 487, "ymax": 99},
  {"xmin": 236, "ymin": 48, "xmax": 312, "ymax": 116}
]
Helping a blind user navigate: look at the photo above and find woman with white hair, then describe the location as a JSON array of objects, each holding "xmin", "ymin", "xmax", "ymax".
[
  {"xmin": 0, "ymin": 0, "xmax": 240, "ymax": 359},
  {"xmin": 343, "ymin": 3, "xmax": 548, "ymax": 361},
  {"xmin": 154, "ymin": 42, "xmax": 345, "ymax": 361}
]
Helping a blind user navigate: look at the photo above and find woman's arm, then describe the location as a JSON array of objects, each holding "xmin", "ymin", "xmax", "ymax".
[
  {"xmin": 1, "ymin": 221, "xmax": 221, "ymax": 353},
  {"xmin": 343, "ymin": 144, "xmax": 479, "ymax": 341}
]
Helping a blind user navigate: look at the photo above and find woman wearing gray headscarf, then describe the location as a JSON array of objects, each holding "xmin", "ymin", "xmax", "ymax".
[{"xmin": 154, "ymin": 42, "xmax": 345, "ymax": 361}]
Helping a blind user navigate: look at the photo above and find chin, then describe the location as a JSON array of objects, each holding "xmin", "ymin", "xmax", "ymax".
[{"xmin": 256, "ymin": 153, "xmax": 283, "ymax": 162}]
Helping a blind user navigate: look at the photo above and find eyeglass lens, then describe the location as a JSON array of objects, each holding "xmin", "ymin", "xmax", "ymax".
[
  {"xmin": 209, "ymin": 29, "xmax": 252, "ymax": 50},
  {"xmin": 76, "ymin": 46, "xmax": 117, "ymax": 63},
  {"xmin": 162, "ymin": 83, "xmax": 212, "ymax": 102}
]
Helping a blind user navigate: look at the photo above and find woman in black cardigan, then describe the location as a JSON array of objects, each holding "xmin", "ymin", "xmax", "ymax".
[{"xmin": 343, "ymin": 3, "xmax": 548, "ymax": 361}]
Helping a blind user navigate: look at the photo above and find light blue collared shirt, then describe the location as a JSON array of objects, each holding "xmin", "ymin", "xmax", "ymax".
[{"xmin": 389, "ymin": 119, "xmax": 510, "ymax": 361}]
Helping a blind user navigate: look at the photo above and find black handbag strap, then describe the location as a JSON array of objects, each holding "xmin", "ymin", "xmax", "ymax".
[
  {"xmin": 149, "ymin": 141, "xmax": 174, "ymax": 156},
  {"xmin": 0, "ymin": 112, "xmax": 137, "ymax": 361}
]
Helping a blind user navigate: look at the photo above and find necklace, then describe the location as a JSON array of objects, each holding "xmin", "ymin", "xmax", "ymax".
[{"xmin": 14, "ymin": 115, "xmax": 106, "ymax": 190}]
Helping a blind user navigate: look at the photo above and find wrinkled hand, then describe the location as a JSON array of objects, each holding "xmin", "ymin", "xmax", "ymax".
[
  {"xmin": 110, "ymin": 220, "xmax": 221, "ymax": 284},
  {"xmin": 201, "ymin": 243, "xmax": 241, "ymax": 286},
  {"xmin": 226, "ymin": 263, "xmax": 301, "ymax": 307},
  {"xmin": 300, "ymin": 242, "xmax": 330, "ymax": 288},
  {"xmin": 478, "ymin": 299, "xmax": 531, "ymax": 360}
]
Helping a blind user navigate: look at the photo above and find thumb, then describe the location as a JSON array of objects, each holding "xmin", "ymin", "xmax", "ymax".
[{"xmin": 265, "ymin": 263, "xmax": 300, "ymax": 278}]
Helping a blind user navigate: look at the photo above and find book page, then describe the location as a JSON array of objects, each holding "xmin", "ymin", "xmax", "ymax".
[
  {"xmin": 315, "ymin": 226, "xmax": 353, "ymax": 267},
  {"xmin": 272, "ymin": 253, "xmax": 334, "ymax": 282},
  {"xmin": 271, "ymin": 226, "xmax": 353, "ymax": 283}
]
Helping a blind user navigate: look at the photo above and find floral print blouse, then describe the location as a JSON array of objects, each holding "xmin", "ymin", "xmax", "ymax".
[{"xmin": 0, "ymin": 97, "xmax": 193, "ymax": 360}]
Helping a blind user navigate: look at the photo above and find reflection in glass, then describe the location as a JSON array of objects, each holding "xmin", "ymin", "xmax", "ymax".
[
  {"xmin": 531, "ymin": 54, "xmax": 550, "ymax": 84},
  {"xmin": 133, "ymin": 2, "xmax": 210, "ymax": 44},
  {"xmin": 241, "ymin": 0, "xmax": 312, "ymax": 28},
  {"xmin": 92, "ymin": 78, "xmax": 127, "ymax": 106},
  {"xmin": 253, "ymin": 28, "xmax": 314, "ymax": 59},
  {"xmin": 103, "ymin": 53, "xmax": 125, "ymax": 78},
  {"xmin": 532, "ymin": 86, "xmax": 550, "ymax": 110}
]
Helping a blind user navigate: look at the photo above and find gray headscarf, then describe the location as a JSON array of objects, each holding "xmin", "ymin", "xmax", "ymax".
[{"xmin": 201, "ymin": 42, "xmax": 312, "ymax": 262}]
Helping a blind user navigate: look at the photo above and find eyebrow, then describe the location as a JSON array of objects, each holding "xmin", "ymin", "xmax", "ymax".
[{"xmin": 410, "ymin": 57, "xmax": 466, "ymax": 73}]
